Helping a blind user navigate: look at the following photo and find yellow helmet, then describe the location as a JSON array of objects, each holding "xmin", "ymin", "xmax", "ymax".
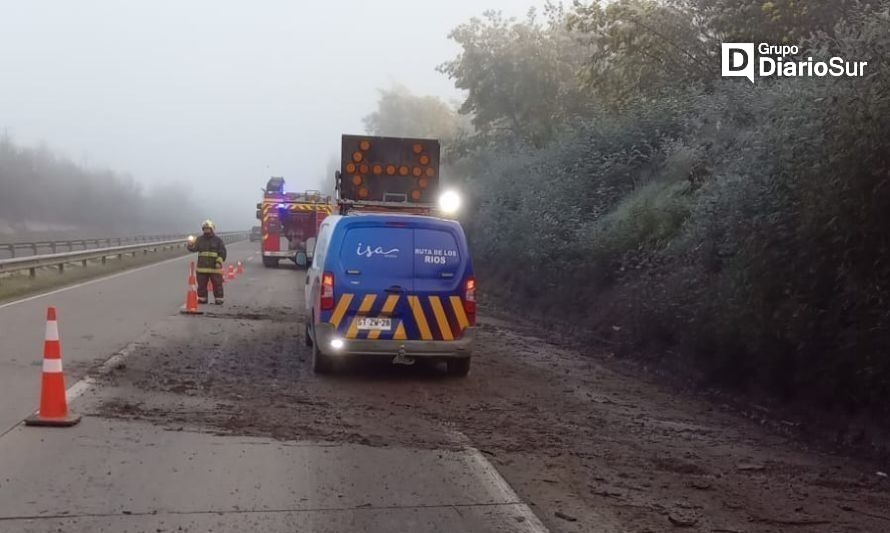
[{"xmin": 201, "ymin": 219, "xmax": 215, "ymax": 230}]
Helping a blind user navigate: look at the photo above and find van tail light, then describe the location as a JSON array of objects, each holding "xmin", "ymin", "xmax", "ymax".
[
  {"xmin": 321, "ymin": 272, "xmax": 335, "ymax": 311},
  {"xmin": 464, "ymin": 277, "xmax": 476, "ymax": 326}
]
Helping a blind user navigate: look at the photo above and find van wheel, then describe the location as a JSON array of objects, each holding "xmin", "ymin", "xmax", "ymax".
[
  {"xmin": 446, "ymin": 357, "xmax": 470, "ymax": 377},
  {"xmin": 312, "ymin": 330, "xmax": 333, "ymax": 374}
]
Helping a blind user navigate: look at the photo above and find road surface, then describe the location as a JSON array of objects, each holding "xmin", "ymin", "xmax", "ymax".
[{"xmin": 0, "ymin": 241, "xmax": 887, "ymax": 532}]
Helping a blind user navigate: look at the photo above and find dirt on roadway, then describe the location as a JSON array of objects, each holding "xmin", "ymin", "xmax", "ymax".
[{"xmin": 91, "ymin": 299, "xmax": 890, "ymax": 533}]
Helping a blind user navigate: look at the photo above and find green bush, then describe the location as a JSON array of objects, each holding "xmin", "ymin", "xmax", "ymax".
[{"xmin": 462, "ymin": 5, "xmax": 890, "ymax": 416}]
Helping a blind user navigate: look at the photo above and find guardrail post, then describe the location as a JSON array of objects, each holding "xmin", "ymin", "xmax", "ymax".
[
  {"xmin": 67, "ymin": 241, "xmax": 73, "ymax": 252},
  {"xmin": 82, "ymin": 259, "xmax": 88, "ymax": 267},
  {"xmin": 58, "ymin": 263, "xmax": 64, "ymax": 274},
  {"xmin": 51, "ymin": 242, "xmax": 57, "ymax": 254},
  {"xmin": 29, "ymin": 267, "xmax": 36, "ymax": 278},
  {"xmin": 31, "ymin": 243, "xmax": 37, "ymax": 255},
  {"xmin": 102, "ymin": 256, "xmax": 107, "ymax": 265}
]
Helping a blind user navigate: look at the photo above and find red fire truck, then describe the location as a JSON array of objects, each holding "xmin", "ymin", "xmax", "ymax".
[{"xmin": 255, "ymin": 177, "xmax": 333, "ymax": 268}]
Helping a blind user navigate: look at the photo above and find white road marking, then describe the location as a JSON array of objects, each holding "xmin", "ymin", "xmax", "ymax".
[
  {"xmin": 0, "ymin": 242, "xmax": 253, "ymax": 310},
  {"xmin": 0, "ymin": 254, "xmax": 190, "ymax": 310},
  {"xmin": 66, "ymin": 377, "xmax": 95, "ymax": 402},
  {"xmin": 449, "ymin": 430, "xmax": 550, "ymax": 532},
  {"xmin": 24, "ymin": 335, "xmax": 149, "ymax": 421}
]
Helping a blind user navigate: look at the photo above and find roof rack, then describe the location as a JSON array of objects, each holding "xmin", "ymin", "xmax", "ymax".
[{"xmin": 337, "ymin": 199, "xmax": 434, "ymax": 216}]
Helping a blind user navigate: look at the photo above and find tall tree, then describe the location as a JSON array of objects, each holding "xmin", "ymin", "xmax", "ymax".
[
  {"xmin": 438, "ymin": 5, "xmax": 589, "ymax": 148},
  {"xmin": 362, "ymin": 84, "xmax": 467, "ymax": 141}
]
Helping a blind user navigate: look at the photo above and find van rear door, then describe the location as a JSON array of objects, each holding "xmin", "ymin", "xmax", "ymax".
[
  {"xmin": 409, "ymin": 225, "xmax": 471, "ymax": 341},
  {"xmin": 334, "ymin": 223, "xmax": 414, "ymax": 340},
  {"xmin": 329, "ymin": 217, "xmax": 472, "ymax": 342}
]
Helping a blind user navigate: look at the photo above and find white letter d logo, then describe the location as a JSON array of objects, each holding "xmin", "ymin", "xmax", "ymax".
[{"xmin": 722, "ymin": 43, "xmax": 755, "ymax": 83}]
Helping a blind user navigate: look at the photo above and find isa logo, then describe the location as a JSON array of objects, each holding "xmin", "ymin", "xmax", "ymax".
[{"xmin": 722, "ymin": 43, "xmax": 755, "ymax": 83}]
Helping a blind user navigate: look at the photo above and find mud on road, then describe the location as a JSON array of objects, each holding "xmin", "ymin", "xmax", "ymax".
[{"xmin": 91, "ymin": 300, "xmax": 890, "ymax": 532}]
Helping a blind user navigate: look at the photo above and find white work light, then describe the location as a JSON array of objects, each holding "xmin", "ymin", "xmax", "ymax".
[
  {"xmin": 330, "ymin": 338, "xmax": 345, "ymax": 350},
  {"xmin": 438, "ymin": 190, "xmax": 462, "ymax": 215}
]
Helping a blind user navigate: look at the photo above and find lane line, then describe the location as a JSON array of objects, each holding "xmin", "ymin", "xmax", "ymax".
[
  {"xmin": 0, "ymin": 255, "xmax": 190, "ymax": 310},
  {"xmin": 0, "ymin": 501, "xmax": 541, "ymax": 522},
  {"xmin": 461, "ymin": 447, "xmax": 550, "ymax": 532},
  {"xmin": 448, "ymin": 430, "xmax": 550, "ymax": 533},
  {"xmin": 2, "ymin": 325, "xmax": 167, "ymax": 438},
  {"xmin": 0, "ymin": 241, "xmax": 253, "ymax": 310}
]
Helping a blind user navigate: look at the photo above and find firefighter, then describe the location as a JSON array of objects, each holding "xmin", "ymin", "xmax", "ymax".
[{"xmin": 187, "ymin": 219, "xmax": 227, "ymax": 305}]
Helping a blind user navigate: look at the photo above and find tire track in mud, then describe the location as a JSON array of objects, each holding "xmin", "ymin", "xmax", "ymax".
[{"xmin": 87, "ymin": 301, "xmax": 890, "ymax": 533}]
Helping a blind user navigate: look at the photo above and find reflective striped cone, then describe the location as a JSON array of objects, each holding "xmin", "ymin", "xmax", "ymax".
[
  {"xmin": 25, "ymin": 307, "xmax": 81, "ymax": 427},
  {"xmin": 237, "ymin": 261, "xmax": 244, "ymax": 275},
  {"xmin": 180, "ymin": 262, "xmax": 204, "ymax": 315},
  {"xmin": 227, "ymin": 264, "xmax": 236, "ymax": 281}
]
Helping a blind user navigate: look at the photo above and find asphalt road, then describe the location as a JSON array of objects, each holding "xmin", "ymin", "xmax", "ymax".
[
  {"xmin": 0, "ymin": 242, "xmax": 547, "ymax": 533},
  {"xmin": 1, "ymin": 241, "xmax": 888, "ymax": 533}
]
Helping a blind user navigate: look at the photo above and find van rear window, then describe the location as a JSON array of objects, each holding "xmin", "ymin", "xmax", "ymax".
[
  {"xmin": 338, "ymin": 227, "xmax": 413, "ymax": 280},
  {"xmin": 413, "ymin": 228, "xmax": 461, "ymax": 277}
]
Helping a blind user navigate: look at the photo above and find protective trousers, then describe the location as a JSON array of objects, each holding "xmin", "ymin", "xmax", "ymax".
[{"xmin": 196, "ymin": 273, "xmax": 224, "ymax": 302}]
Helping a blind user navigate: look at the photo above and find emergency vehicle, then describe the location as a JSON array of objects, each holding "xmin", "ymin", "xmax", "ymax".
[
  {"xmin": 255, "ymin": 177, "xmax": 333, "ymax": 268},
  {"xmin": 304, "ymin": 135, "xmax": 476, "ymax": 375}
]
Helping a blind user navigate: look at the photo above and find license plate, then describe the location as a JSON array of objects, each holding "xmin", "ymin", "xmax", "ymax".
[{"xmin": 357, "ymin": 317, "xmax": 392, "ymax": 331}]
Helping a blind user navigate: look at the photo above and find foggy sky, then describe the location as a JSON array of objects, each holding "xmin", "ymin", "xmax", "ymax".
[{"xmin": 0, "ymin": 0, "xmax": 538, "ymax": 230}]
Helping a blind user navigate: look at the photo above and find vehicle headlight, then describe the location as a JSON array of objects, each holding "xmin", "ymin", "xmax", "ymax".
[
  {"xmin": 330, "ymin": 338, "xmax": 345, "ymax": 350},
  {"xmin": 438, "ymin": 190, "xmax": 462, "ymax": 215}
]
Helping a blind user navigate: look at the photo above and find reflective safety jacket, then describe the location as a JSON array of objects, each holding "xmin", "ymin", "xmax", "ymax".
[{"xmin": 187, "ymin": 234, "xmax": 227, "ymax": 274}]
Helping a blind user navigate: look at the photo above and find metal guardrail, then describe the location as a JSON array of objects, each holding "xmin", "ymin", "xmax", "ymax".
[
  {"xmin": 0, "ymin": 232, "xmax": 248, "ymax": 279},
  {"xmin": 0, "ymin": 234, "xmax": 188, "ymax": 259}
]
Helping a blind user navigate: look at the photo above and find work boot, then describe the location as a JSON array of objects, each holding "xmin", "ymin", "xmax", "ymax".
[
  {"xmin": 214, "ymin": 299, "xmax": 224, "ymax": 305},
  {"xmin": 198, "ymin": 298, "xmax": 208, "ymax": 304}
]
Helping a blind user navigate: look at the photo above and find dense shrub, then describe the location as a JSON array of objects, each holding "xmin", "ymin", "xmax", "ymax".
[{"xmin": 454, "ymin": 4, "xmax": 890, "ymax": 416}]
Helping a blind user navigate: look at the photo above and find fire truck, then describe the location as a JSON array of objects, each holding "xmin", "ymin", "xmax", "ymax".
[{"xmin": 255, "ymin": 177, "xmax": 333, "ymax": 268}]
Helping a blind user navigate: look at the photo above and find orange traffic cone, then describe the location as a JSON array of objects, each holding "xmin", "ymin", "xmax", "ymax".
[
  {"xmin": 25, "ymin": 307, "xmax": 81, "ymax": 427},
  {"xmin": 237, "ymin": 261, "xmax": 244, "ymax": 275},
  {"xmin": 227, "ymin": 264, "xmax": 236, "ymax": 281},
  {"xmin": 180, "ymin": 262, "xmax": 204, "ymax": 315}
]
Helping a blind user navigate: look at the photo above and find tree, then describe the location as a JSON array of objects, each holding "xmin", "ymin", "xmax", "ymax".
[
  {"xmin": 438, "ymin": 5, "xmax": 589, "ymax": 148},
  {"xmin": 568, "ymin": 0, "xmax": 718, "ymax": 104},
  {"xmin": 683, "ymin": 0, "xmax": 881, "ymax": 44},
  {"xmin": 362, "ymin": 84, "xmax": 468, "ymax": 141}
]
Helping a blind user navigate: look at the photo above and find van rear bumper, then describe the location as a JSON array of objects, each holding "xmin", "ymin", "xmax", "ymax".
[{"xmin": 314, "ymin": 323, "xmax": 475, "ymax": 358}]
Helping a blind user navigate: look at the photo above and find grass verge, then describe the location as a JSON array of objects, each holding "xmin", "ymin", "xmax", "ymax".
[{"xmin": 0, "ymin": 247, "xmax": 191, "ymax": 304}]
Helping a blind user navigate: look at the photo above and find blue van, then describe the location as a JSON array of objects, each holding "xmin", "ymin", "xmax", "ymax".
[{"xmin": 304, "ymin": 213, "xmax": 476, "ymax": 375}]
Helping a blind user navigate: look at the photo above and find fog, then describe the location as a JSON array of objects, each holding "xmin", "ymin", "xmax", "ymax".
[{"xmin": 0, "ymin": 0, "xmax": 536, "ymax": 233}]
